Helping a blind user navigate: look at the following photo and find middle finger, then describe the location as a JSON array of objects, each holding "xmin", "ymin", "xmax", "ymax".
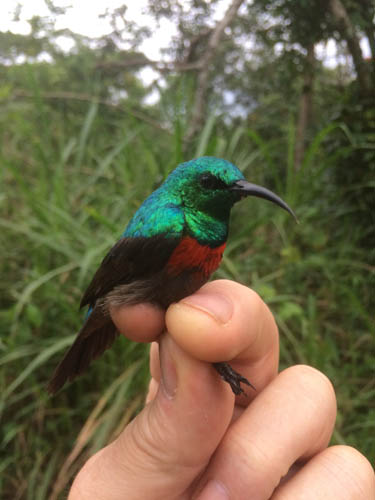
[{"xmin": 193, "ymin": 365, "xmax": 337, "ymax": 500}]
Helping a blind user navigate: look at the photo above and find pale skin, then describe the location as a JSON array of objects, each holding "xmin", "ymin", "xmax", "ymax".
[{"xmin": 69, "ymin": 280, "xmax": 374, "ymax": 500}]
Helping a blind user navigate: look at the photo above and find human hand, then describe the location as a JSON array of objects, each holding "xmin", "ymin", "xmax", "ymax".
[{"xmin": 69, "ymin": 280, "xmax": 374, "ymax": 499}]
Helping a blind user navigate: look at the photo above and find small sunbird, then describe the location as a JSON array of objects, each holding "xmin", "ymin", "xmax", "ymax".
[{"xmin": 48, "ymin": 157, "xmax": 296, "ymax": 395}]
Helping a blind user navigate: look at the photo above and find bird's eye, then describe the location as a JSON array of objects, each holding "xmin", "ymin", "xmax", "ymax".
[{"xmin": 200, "ymin": 173, "xmax": 227, "ymax": 190}]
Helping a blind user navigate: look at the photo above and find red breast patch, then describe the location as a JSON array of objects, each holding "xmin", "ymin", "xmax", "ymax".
[{"xmin": 167, "ymin": 236, "xmax": 226, "ymax": 278}]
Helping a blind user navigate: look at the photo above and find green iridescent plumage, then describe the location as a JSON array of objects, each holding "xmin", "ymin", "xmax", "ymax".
[{"xmin": 124, "ymin": 157, "xmax": 245, "ymax": 245}]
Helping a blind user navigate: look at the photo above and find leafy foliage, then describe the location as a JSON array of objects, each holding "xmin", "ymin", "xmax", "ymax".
[{"xmin": 0, "ymin": 1, "xmax": 374, "ymax": 498}]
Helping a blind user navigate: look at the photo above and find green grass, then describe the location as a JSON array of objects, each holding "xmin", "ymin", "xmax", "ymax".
[{"xmin": 1, "ymin": 98, "xmax": 374, "ymax": 498}]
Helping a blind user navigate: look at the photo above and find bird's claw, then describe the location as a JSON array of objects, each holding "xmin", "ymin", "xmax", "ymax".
[{"xmin": 213, "ymin": 362, "xmax": 256, "ymax": 396}]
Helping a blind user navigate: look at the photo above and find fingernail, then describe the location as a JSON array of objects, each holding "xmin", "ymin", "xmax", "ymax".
[
  {"xmin": 195, "ymin": 480, "xmax": 229, "ymax": 500},
  {"xmin": 159, "ymin": 336, "xmax": 177, "ymax": 399},
  {"xmin": 181, "ymin": 292, "xmax": 233, "ymax": 323}
]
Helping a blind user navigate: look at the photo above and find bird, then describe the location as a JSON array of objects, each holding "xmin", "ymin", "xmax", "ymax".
[{"xmin": 48, "ymin": 156, "xmax": 296, "ymax": 396}]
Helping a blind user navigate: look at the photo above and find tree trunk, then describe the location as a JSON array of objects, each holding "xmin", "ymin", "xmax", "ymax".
[
  {"xmin": 328, "ymin": 0, "xmax": 372, "ymax": 95},
  {"xmin": 364, "ymin": 26, "xmax": 375, "ymax": 79},
  {"xmin": 294, "ymin": 43, "xmax": 315, "ymax": 171},
  {"xmin": 184, "ymin": 0, "xmax": 245, "ymax": 147}
]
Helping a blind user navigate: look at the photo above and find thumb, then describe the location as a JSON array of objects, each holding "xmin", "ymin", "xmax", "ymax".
[{"xmin": 69, "ymin": 333, "xmax": 234, "ymax": 500}]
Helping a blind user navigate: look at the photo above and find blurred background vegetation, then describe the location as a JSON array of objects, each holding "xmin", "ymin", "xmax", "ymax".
[{"xmin": 0, "ymin": 0, "xmax": 374, "ymax": 498}]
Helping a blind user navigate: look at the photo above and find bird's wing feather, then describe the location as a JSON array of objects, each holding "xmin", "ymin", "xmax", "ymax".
[
  {"xmin": 80, "ymin": 234, "xmax": 181, "ymax": 308},
  {"xmin": 47, "ymin": 308, "xmax": 117, "ymax": 394},
  {"xmin": 50, "ymin": 234, "xmax": 180, "ymax": 393}
]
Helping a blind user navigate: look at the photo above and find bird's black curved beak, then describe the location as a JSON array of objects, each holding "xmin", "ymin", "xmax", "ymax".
[{"xmin": 230, "ymin": 180, "xmax": 297, "ymax": 221}]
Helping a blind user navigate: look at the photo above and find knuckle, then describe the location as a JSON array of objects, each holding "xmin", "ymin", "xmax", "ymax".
[
  {"xmin": 280, "ymin": 365, "xmax": 337, "ymax": 434},
  {"xmin": 284, "ymin": 364, "xmax": 336, "ymax": 402},
  {"xmin": 326, "ymin": 446, "xmax": 375, "ymax": 499}
]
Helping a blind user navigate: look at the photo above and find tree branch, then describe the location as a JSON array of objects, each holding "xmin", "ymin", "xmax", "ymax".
[
  {"xmin": 95, "ymin": 58, "xmax": 202, "ymax": 73},
  {"xmin": 182, "ymin": 28, "xmax": 213, "ymax": 64},
  {"xmin": 184, "ymin": 0, "xmax": 245, "ymax": 146},
  {"xmin": 328, "ymin": 0, "xmax": 372, "ymax": 95},
  {"xmin": 11, "ymin": 90, "xmax": 171, "ymax": 133}
]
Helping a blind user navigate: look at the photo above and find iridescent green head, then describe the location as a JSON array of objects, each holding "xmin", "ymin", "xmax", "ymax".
[
  {"xmin": 164, "ymin": 156, "xmax": 296, "ymax": 220},
  {"xmin": 165, "ymin": 157, "xmax": 245, "ymax": 217},
  {"xmin": 124, "ymin": 157, "xmax": 295, "ymax": 242}
]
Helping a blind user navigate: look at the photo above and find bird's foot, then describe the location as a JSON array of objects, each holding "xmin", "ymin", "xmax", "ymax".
[{"xmin": 213, "ymin": 362, "xmax": 256, "ymax": 396}]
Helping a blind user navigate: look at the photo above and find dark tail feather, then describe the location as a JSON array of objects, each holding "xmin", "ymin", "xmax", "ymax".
[{"xmin": 47, "ymin": 308, "xmax": 118, "ymax": 394}]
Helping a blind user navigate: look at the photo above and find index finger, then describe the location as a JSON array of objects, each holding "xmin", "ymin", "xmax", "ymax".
[
  {"xmin": 110, "ymin": 302, "xmax": 165, "ymax": 342},
  {"xmin": 166, "ymin": 279, "xmax": 279, "ymax": 398}
]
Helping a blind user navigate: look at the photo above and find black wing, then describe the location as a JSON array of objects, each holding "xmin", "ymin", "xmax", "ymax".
[
  {"xmin": 48, "ymin": 234, "xmax": 180, "ymax": 394},
  {"xmin": 47, "ymin": 307, "xmax": 117, "ymax": 394},
  {"xmin": 80, "ymin": 234, "xmax": 180, "ymax": 308}
]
